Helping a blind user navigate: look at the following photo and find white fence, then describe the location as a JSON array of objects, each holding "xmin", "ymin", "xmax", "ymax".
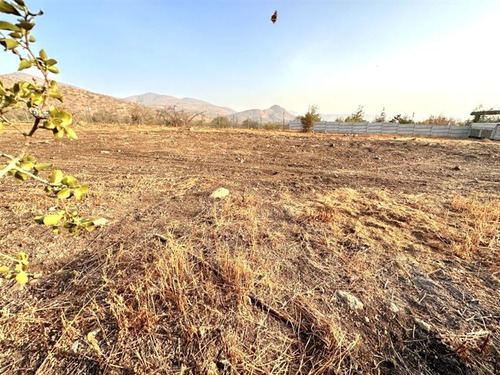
[{"xmin": 289, "ymin": 121, "xmax": 475, "ymax": 139}]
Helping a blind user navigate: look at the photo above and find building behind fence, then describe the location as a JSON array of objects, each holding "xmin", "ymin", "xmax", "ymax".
[{"xmin": 289, "ymin": 121, "xmax": 500, "ymax": 141}]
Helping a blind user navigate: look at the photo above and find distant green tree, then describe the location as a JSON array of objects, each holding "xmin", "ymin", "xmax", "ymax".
[
  {"xmin": 344, "ymin": 105, "xmax": 366, "ymax": 123},
  {"xmin": 298, "ymin": 105, "xmax": 321, "ymax": 132},
  {"xmin": 374, "ymin": 107, "xmax": 387, "ymax": 123},
  {"xmin": 242, "ymin": 118, "xmax": 259, "ymax": 129},
  {"xmin": 263, "ymin": 122, "xmax": 282, "ymax": 130},
  {"xmin": 210, "ymin": 116, "xmax": 230, "ymax": 128},
  {"xmin": 390, "ymin": 114, "xmax": 413, "ymax": 124}
]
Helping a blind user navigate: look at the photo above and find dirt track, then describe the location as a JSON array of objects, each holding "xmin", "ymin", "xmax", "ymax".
[{"xmin": 31, "ymin": 125, "xmax": 500, "ymax": 196}]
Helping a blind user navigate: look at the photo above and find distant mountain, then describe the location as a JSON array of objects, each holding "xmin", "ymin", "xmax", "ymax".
[
  {"xmin": 228, "ymin": 105, "xmax": 296, "ymax": 124},
  {"xmin": 0, "ymin": 72, "xmax": 137, "ymax": 119},
  {"xmin": 1, "ymin": 73, "xmax": 296, "ymax": 124},
  {"xmin": 123, "ymin": 92, "xmax": 235, "ymax": 118}
]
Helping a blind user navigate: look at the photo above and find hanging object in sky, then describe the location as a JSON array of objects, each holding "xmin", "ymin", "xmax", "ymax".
[{"xmin": 271, "ymin": 10, "xmax": 278, "ymax": 24}]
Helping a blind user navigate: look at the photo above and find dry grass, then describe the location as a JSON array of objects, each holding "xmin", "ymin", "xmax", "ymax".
[
  {"xmin": 1, "ymin": 125, "xmax": 499, "ymax": 374},
  {"xmin": 449, "ymin": 195, "xmax": 500, "ymax": 259}
]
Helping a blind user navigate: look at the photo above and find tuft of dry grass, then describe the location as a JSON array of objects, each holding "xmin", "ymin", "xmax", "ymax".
[{"xmin": 449, "ymin": 195, "xmax": 500, "ymax": 259}]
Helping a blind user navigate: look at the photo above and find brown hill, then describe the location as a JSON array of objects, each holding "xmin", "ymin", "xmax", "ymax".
[
  {"xmin": 0, "ymin": 72, "xmax": 142, "ymax": 123},
  {"xmin": 123, "ymin": 92, "xmax": 236, "ymax": 118},
  {"xmin": 1, "ymin": 74, "xmax": 296, "ymax": 125}
]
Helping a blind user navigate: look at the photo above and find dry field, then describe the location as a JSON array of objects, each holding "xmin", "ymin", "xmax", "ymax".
[{"xmin": 1, "ymin": 124, "xmax": 499, "ymax": 374}]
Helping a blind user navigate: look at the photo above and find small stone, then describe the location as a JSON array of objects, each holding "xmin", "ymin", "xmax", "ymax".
[
  {"xmin": 415, "ymin": 318, "xmax": 431, "ymax": 332},
  {"xmin": 100, "ymin": 150, "xmax": 110, "ymax": 154},
  {"xmin": 386, "ymin": 301, "xmax": 400, "ymax": 313},
  {"xmin": 452, "ymin": 165, "xmax": 461, "ymax": 171},
  {"xmin": 210, "ymin": 188, "xmax": 230, "ymax": 199},
  {"xmin": 336, "ymin": 290, "xmax": 364, "ymax": 311}
]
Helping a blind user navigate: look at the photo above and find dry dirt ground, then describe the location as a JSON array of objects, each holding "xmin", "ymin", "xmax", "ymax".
[{"xmin": 1, "ymin": 124, "xmax": 499, "ymax": 374}]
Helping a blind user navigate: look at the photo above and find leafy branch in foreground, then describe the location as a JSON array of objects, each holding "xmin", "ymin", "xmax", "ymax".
[{"xmin": 0, "ymin": 0, "xmax": 105, "ymax": 287}]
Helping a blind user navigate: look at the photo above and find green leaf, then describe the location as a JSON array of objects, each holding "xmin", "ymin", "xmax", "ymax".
[
  {"xmin": 54, "ymin": 128, "xmax": 64, "ymax": 138},
  {"xmin": 23, "ymin": 154, "xmax": 36, "ymax": 163},
  {"xmin": 73, "ymin": 184, "xmax": 88, "ymax": 200},
  {"xmin": 28, "ymin": 35, "xmax": 35, "ymax": 43},
  {"xmin": 34, "ymin": 163, "xmax": 52, "ymax": 171},
  {"xmin": 39, "ymin": 48, "xmax": 47, "ymax": 60},
  {"xmin": 31, "ymin": 93, "xmax": 44, "ymax": 106},
  {"xmin": 0, "ymin": 38, "xmax": 20, "ymax": 50},
  {"xmin": 64, "ymin": 127, "xmax": 77, "ymax": 140},
  {"xmin": 0, "ymin": 1, "xmax": 21, "ymax": 16},
  {"xmin": 18, "ymin": 59, "xmax": 32, "ymax": 71},
  {"xmin": 17, "ymin": 21, "xmax": 34, "ymax": 30},
  {"xmin": 47, "ymin": 66, "xmax": 59, "ymax": 74},
  {"xmin": 57, "ymin": 110, "xmax": 72, "ymax": 126},
  {"xmin": 42, "ymin": 120, "xmax": 55, "ymax": 129},
  {"xmin": 62, "ymin": 175, "xmax": 78, "ymax": 187},
  {"xmin": 0, "ymin": 265, "xmax": 9, "ymax": 274},
  {"xmin": 43, "ymin": 213, "xmax": 63, "ymax": 226},
  {"xmin": 17, "ymin": 251, "xmax": 28, "ymax": 266},
  {"xmin": 16, "ymin": 271, "xmax": 28, "ymax": 285},
  {"xmin": 57, "ymin": 187, "xmax": 71, "ymax": 200},
  {"xmin": 49, "ymin": 90, "xmax": 63, "ymax": 101},
  {"xmin": 13, "ymin": 171, "xmax": 28, "ymax": 181},
  {"xmin": 49, "ymin": 169, "xmax": 64, "ymax": 184},
  {"xmin": 19, "ymin": 161, "xmax": 33, "ymax": 170},
  {"xmin": 45, "ymin": 58, "xmax": 57, "ymax": 66},
  {"xmin": 0, "ymin": 20, "xmax": 21, "ymax": 31}
]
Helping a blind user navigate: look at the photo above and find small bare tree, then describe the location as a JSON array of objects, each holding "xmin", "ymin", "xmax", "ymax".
[{"xmin": 156, "ymin": 106, "xmax": 203, "ymax": 127}]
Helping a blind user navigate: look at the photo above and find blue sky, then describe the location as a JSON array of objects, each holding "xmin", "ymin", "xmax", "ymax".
[{"xmin": 2, "ymin": 0, "xmax": 499, "ymax": 120}]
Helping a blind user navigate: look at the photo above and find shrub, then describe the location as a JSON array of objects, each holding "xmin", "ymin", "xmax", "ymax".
[
  {"xmin": 156, "ymin": 106, "xmax": 203, "ymax": 127},
  {"xmin": 390, "ymin": 114, "xmax": 414, "ymax": 124},
  {"xmin": 422, "ymin": 115, "xmax": 458, "ymax": 126},
  {"xmin": 242, "ymin": 118, "xmax": 259, "ymax": 129},
  {"xmin": 210, "ymin": 115, "xmax": 231, "ymax": 128},
  {"xmin": 344, "ymin": 105, "xmax": 366, "ymax": 123},
  {"xmin": 374, "ymin": 107, "xmax": 387, "ymax": 123},
  {"xmin": 298, "ymin": 105, "xmax": 321, "ymax": 132}
]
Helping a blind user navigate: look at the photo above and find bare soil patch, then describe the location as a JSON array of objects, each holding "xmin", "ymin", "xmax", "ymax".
[{"xmin": 1, "ymin": 125, "xmax": 499, "ymax": 374}]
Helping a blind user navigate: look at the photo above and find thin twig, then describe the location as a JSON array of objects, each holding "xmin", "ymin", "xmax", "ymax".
[
  {"xmin": 9, "ymin": 164, "xmax": 56, "ymax": 186},
  {"xmin": 0, "ymin": 153, "xmax": 22, "ymax": 179}
]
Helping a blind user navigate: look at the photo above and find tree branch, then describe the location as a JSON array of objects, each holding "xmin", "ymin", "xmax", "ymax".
[
  {"xmin": 25, "ymin": 116, "xmax": 41, "ymax": 137},
  {"xmin": 10, "ymin": 164, "xmax": 57, "ymax": 186},
  {"xmin": 0, "ymin": 152, "xmax": 22, "ymax": 179},
  {"xmin": 0, "ymin": 155, "xmax": 59, "ymax": 187}
]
